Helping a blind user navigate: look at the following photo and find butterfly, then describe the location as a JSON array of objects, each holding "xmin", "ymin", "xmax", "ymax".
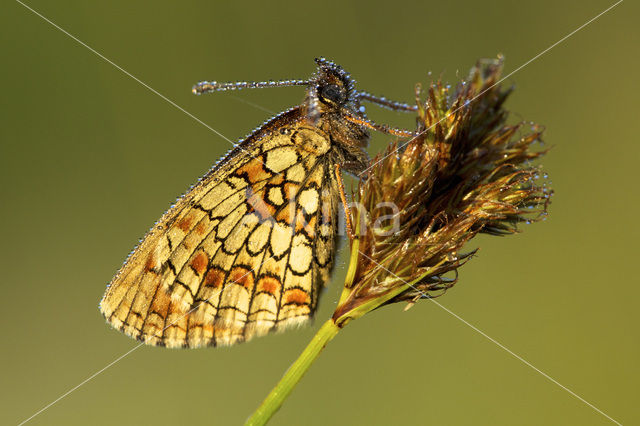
[{"xmin": 99, "ymin": 58, "xmax": 417, "ymax": 348}]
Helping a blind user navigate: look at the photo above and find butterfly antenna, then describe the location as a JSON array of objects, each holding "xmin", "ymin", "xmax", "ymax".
[{"xmin": 192, "ymin": 79, "xmax": 310, "ymax": 95}]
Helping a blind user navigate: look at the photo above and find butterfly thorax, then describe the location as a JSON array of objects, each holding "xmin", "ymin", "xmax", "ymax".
[{"xmin": 297, "ymin": 105, "xmax": 369, "ymax": 176}]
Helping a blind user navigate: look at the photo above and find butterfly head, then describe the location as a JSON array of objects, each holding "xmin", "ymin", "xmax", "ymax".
[{"xmin": 312, "ymin": 57, "xmax": 358, "ymax": 110}]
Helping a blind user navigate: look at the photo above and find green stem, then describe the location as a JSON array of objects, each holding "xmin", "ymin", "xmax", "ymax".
[{"xmin": 245, "ymin": 319, "xmax": 341, "ymax": 425}]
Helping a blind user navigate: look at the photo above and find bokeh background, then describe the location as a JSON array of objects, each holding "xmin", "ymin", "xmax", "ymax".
[{"xmin": 2, "ymin": 1, "xmax": 638, "ymax": 424}]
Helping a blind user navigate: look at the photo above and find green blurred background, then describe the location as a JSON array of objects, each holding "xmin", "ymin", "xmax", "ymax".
[{"xmin": 2, "ymin": 1, "xmax": 638, "ymax": 424}]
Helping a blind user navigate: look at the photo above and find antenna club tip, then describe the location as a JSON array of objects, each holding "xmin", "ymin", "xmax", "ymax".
[{"xmin": 192, "ymin": 81, "xmax": 217, "ymax": 95}]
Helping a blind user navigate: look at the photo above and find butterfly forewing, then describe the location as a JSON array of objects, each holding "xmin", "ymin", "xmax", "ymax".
[{"xmin": 100, "ymin": 108, "xmax": 339, "ymax": 347}]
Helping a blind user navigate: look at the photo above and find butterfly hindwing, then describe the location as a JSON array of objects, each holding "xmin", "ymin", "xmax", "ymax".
[{"xmin": 100, "ymin": 108, "xmax": 339, "ymax": 347}]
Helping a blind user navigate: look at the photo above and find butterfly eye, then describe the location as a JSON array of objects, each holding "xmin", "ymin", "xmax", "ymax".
[{"xmin": 319, "ymin": 84, "xmax": 346, "ymax": 104}]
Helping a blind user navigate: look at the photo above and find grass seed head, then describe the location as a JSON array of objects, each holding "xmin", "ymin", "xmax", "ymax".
[{"xmin": 333, "ymin": 57, "xmax": 552, "ymax": 324}]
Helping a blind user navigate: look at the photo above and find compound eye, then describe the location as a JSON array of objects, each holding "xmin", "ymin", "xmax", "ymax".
[{"xmin": 319, "ymin": 84, "xmax": 346, "ymax": 104}]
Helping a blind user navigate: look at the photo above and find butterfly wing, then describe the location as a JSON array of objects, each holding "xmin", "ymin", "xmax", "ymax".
[{"xmin": 100, "ymin": 107, "xmax": 339, "ymax": 347}]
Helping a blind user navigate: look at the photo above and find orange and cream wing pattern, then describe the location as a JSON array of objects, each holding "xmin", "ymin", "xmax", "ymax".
[{"xmin": 100, "ymin": 111, "xmax": 339, "ymax": 347}]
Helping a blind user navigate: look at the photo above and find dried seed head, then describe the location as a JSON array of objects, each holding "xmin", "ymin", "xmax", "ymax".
[{"xmin": 333, "ymin": 57, "xmax": 552, "ymax": 325}]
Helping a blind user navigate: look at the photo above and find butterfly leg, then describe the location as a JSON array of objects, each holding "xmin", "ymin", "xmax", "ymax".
[
  {"xmin": 357, "ymin": 91, "xmax": 418, "ymax": 112},
  {"xmin": 334, "ymin": 163, "xmax": 355, "ymax": 242},
  {"xmin": 343, "ymin": 111, "xmax": 417, "ymax": 138}
]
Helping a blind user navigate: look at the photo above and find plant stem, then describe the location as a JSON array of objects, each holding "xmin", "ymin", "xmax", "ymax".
[{"xmin": 245, "ymin": 319, "xmax": 341, "ymax": 425}]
